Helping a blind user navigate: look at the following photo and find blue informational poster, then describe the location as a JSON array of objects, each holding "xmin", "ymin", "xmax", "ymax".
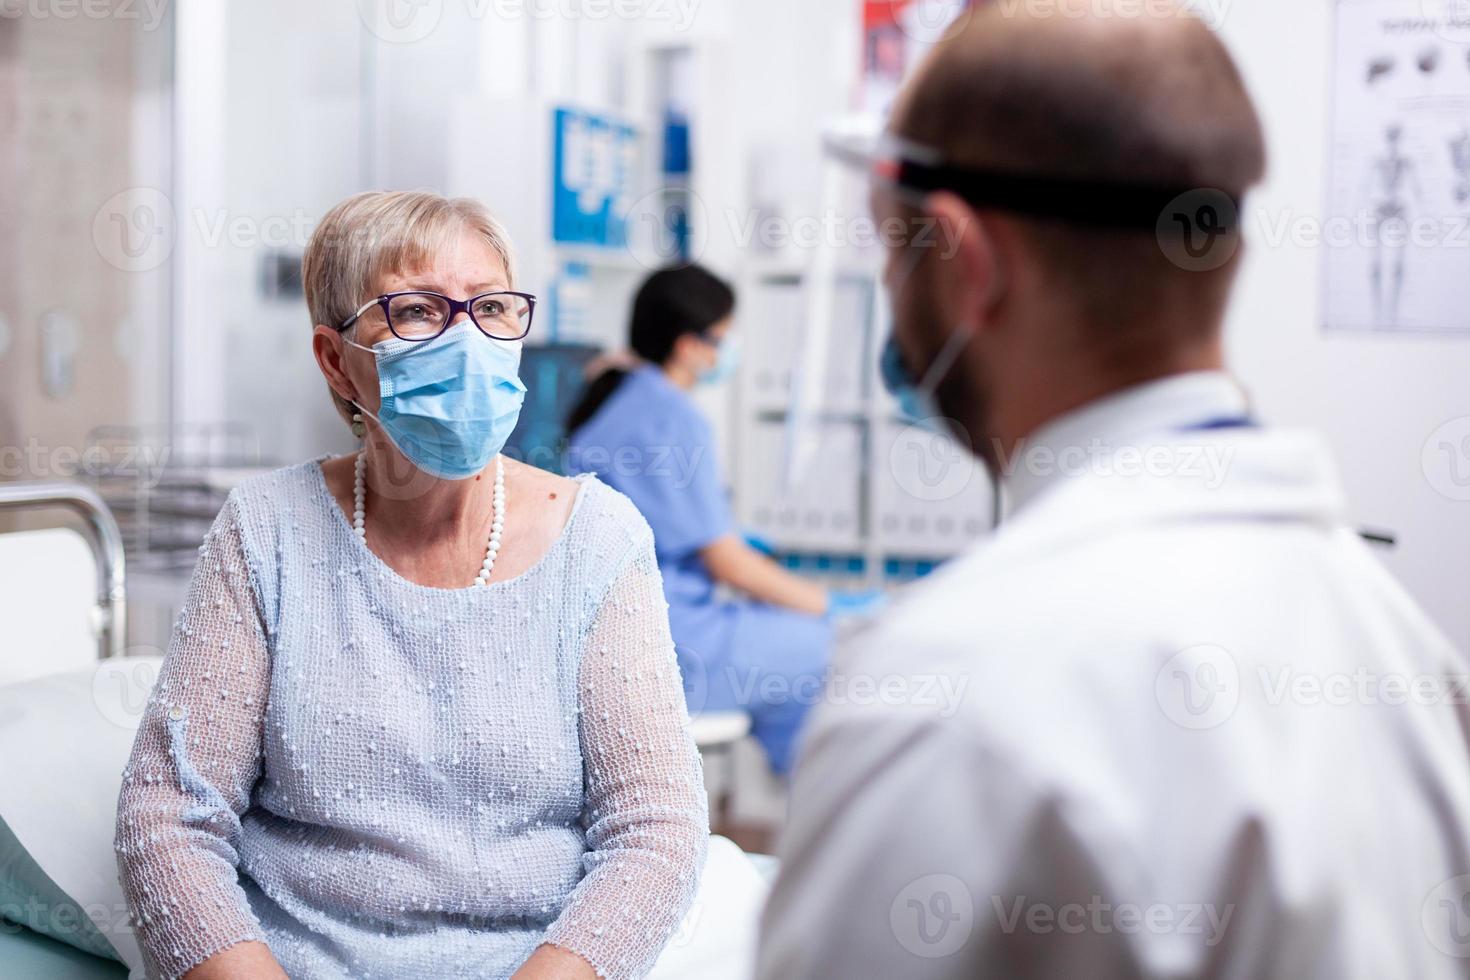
[{"xmin": 551, "ymin": 107, "xmax": 640, "ymax": 249}]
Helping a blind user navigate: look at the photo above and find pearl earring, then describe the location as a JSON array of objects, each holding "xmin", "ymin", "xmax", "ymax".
[{"xmin": 351, "ymin": 412, "xmax": 366, "ymax": 439}]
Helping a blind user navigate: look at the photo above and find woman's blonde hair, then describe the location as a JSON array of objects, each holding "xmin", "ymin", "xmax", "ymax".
[{"xmin": 302, "ymin": 190, "xmax": 518, "ymax": 424}]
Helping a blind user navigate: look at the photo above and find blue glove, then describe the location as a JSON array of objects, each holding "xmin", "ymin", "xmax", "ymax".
[
  {"xmin": 827, "ymin": 589, "xmax": 888, "ymax": 621},
  {"xmin": 743, "ymin": 530, "xmax": 777, "ymax": 557}
]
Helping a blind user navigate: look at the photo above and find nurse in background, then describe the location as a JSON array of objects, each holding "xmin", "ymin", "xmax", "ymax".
[{"xmin": 567, "ymin": 264, "xmax": 879, "ymax": 775}]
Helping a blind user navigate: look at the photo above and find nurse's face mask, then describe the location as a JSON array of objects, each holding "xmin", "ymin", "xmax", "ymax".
[
  {"xmin": 339, "ymin": 289, "xmax": 536, "ymax": 481},
  {"xmin": 697, "ymin": 331, "xmax": 740, "ymax": 386}
]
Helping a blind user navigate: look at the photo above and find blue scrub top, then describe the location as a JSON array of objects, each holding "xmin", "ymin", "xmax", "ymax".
[
  {"xmin": 569, "ymin": 365, "xmax": 835, "ymax": 772},
  {"xmin": 568, "ymin": 366, "xmax": 739, "ymax": 671}
]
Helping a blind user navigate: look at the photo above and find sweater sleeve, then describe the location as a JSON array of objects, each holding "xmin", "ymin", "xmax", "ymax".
[
  {"xmin": 542, "ymin": 521, "xmax": 709, "ymax": 978},
  {"xmin": 113, "ymin": 493, "xmax": 273, "ymax": 979}
]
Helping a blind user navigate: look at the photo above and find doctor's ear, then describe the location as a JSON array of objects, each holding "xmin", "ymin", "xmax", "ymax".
[
  {"xmin": 311, "ymin": 324, "xmax": 360, "ymax": 405},
  {"xmin": 923, "ymin": 191, "xmax": 1006, "ymax": 327}
]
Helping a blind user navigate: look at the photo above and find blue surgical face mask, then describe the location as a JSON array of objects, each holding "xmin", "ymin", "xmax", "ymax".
[
  {"xmin": 879, "ymin": 238, "xmax": 977, "ymax": 432},
  {"xmin": 698, "ymin": 334, "xmax": 740, "ymax": 386},
  {"xmin": 880, "ymin": 326, "xmax": 977, "ymax": 433},
  {"xmin": 880, "ymin": 335, "xmax": 939, "ymax": 425},
  {"xmin": 346, "ymin": 319, "xmax": 527, "ymax": 480}
]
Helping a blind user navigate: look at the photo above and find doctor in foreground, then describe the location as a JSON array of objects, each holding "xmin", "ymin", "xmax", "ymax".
[{"xmin": 758, "ymin": 4, "xmax": 1470, "ymax": 979}]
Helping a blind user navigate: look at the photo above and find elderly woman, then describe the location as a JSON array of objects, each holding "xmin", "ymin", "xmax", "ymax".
[{"xmin": 114, "ymin": 191, "xmax": 708, "ymax": 980}]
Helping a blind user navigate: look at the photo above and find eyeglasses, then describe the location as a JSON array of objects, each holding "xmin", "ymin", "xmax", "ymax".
[{"xmin": 339, "ymin": 290, "xmax": 537, "ymax": 342}]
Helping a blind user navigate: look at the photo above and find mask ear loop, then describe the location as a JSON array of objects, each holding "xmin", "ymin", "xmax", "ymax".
[
  {"xmin": 883, "ymin": 218, "xmax": 978, "ymax": 426},
  {"xmin": 910, "ymin": 322, "xmax": 1006, "ymax": 531},
  {"xmin": 339, "ymin": 322, "xmax": 384, "ymax": 438},
  {"xmin": 883, "ymin": 192, "xmax": 1003, "ymax": 530}
]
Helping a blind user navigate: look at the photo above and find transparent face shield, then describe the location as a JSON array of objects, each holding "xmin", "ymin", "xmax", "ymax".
[
  {"xmin": 736, "ymin": 125, "xmax": 1000, "ymax": 586},
  {"xmin": 744, "ymin": 127, "xmax": 1242, "ymax": 579}
]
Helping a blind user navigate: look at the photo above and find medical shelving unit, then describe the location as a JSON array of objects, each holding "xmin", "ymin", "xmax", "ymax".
[{"xmin": 731, "ymin": 257, "xmax": 997, "ymax": 590}]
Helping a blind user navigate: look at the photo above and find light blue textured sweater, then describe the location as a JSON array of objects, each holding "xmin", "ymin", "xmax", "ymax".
[{"xmin": 114, "ymin": 459, "xmax": 708, "ymax": 979}]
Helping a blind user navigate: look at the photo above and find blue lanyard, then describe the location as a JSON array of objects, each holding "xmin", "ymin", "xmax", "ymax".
[{"xmin": 1179, "ymin": 416, "xmax": 1257, "ymax": 433}]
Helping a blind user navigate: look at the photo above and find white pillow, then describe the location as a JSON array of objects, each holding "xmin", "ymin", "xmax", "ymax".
[
  {"xmin": 0, "ymin": 656, "xmax": 158, "ymax": 977},
  {"xmin": 0, "ymin": 659, "xmax": 768, "ymax": 979}
]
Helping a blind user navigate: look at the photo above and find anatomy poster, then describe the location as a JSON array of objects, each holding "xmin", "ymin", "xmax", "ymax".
[{"xmin": 1323, "ymin": 0, "xmax": 1470, "ymax": 333}]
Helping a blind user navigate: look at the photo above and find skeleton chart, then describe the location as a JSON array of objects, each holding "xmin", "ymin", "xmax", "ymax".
[{"xmin": 1323, "ymin": 0, "xmax": 1470, "ymax": 333}]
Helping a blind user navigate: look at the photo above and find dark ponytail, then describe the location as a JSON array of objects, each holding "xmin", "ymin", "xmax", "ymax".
[
  {"xmin": 566, "ymin": 264, "xmax": 736, "ymax": 435},
  {"xmin": 566, "ymin": 366, "xmax": 631, "ymax": 435}
]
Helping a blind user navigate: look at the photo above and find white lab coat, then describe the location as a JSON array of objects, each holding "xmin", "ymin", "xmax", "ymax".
[{"xmin": 757, "ymin": 372, "xmax": 1470, "ymax": 980}]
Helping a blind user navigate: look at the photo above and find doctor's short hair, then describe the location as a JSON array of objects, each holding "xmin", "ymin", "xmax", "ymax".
[
  {"xmin": 892, "ymin": 0, "xmax": 1266, "ymax": 356},
  {"xmin": 302, "ymin": 190, "xmax": 518, "ymax": 424}
]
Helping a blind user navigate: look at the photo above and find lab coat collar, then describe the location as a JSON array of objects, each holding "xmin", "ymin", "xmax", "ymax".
[
  {"xmin": 978, "ymin": 371, "xmax": 1350, "ymax": 560},
  {"xmin": 1000, "ymin": 371, "xmax": 1252, "ymax": 515}
]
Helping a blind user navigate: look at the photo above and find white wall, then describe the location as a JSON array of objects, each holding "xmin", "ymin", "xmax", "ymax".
[
  {"xmin": 684, "ymin": 0, "xmax": 1470, "ymax": 641},
  {"xmin": 1218, "ymin": 0, "xmax": 1469, "ymax": 644},
  {"xmin": 172, "ymin": 0, "xmax": 370, "ymax": 465},
  {"xmin": 167, "ymin": 0, "xmax": 1468, "ymax": 644},
  {"xmin": 704, "ymin": 0, "xmax": 1470, "ymax": 641}
]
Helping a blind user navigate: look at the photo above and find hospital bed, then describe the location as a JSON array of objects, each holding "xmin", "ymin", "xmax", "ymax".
[
  {"xmin": 0, "ymin": 481, "xmax": 132, "ymax": 976},
  {"xmin": 0, "ymin": 480, "xmax": 770, "ymax": 980}
]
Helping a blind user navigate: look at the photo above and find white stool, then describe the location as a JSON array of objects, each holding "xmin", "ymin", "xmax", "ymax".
[{"xmin": 690, "ymin": 711, "xmax": 751, "ymax": 824}]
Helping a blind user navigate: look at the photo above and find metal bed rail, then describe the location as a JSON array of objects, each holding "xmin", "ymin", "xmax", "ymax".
[{"xmin": 0, "ymin": 481, "xmax": 127, "ymax": 661}]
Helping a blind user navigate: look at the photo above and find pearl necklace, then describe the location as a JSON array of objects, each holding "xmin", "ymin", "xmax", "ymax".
[{"xmin": 353, "ymin": 451, "xmax": 506, "ymax": 587}]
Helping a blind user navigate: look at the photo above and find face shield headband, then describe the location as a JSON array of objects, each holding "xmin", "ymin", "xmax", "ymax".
[{"xmin": 824, "ymin": 133, "xmax": 1242, "ymax": 235}]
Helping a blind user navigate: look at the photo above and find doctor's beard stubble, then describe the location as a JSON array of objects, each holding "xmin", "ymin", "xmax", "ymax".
[{"xmin": 892, "ymin": 252, "xmax": 998, "ymax": 469}]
